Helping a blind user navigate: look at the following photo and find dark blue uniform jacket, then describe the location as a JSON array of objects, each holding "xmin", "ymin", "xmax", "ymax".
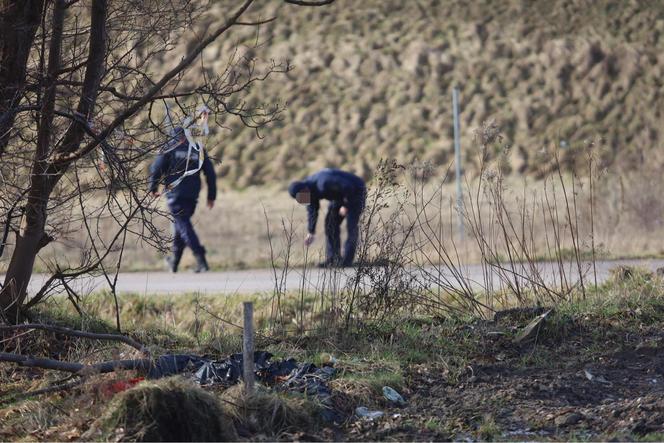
[
  {"xmin": 148, "ymin": 141, "xmax": 216, "ymax": 205},
  {"xmin": 289, "ymin": 168, "xmax": 365, "ymax": 234}
]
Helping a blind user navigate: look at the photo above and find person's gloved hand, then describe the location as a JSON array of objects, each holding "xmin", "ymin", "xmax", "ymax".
[{"xmin": 304, "ymin": 233, "xmax": 315, "ymax": 246}]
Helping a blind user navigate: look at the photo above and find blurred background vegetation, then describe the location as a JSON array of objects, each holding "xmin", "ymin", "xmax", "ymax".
[{"xmin": 186, "ymin": 0, "xmax": 664, "ymax": 188}]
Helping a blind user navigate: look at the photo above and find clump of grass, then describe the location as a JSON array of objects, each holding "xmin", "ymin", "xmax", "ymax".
[
  {"xmin": 327, "ymin": 378, "xmax": 377, "ymax": 410},
  {"xmin": 607, "ymin": 265, "xmax": 651, "ymax": 284},
  {"xmin": 425, "ymin": 417, "xmax": 444, "ymax": 433},
  {"xmin": 336, "ymin": 370, "xmax": 404, "ymax": 395},
  {"xmin": 220, "ymin": 384, "xmax": 319, "ymax": 437},
  {"xmin": 92, "ymin": 377, "xmax": 237, "ymax": 442},
  {"xmin": 326, "ymin": 366, "xmax": 405, "ymax": 416},
  {"xmin": 555, "ymin": 272, "xmax": 664, "ymax": 325},
  {"xmin": 477, "ymin": 414, "xmax": 501, "ymax": 440}
]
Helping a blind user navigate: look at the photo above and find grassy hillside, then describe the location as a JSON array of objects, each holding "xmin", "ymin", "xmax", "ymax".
[{"xmin": 191, "ymin": 0, "xmax": 663, "ymax": 187}]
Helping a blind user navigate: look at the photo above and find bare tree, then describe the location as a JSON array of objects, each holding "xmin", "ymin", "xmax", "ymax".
[{"xmin": 0, "ymin": 0, "xmax": 335, "ymax": 323}]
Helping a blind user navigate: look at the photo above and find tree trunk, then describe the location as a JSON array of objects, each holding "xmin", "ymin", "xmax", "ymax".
[
  {"xmin": 0, "ymin": 0, "xmax": 64, "ymax": 323},
  {"xmin": 1, "ymin": 0, "xmax": 108, "ymax": 322},
  {"xmin": 0, "ymin": 230, "xmax": 44, "ymax": 322},
  {"xmin": 0, "ymin": 0, "xmax": 45, "ymax": 155}
]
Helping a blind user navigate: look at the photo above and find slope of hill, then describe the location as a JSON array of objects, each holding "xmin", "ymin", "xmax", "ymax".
[{"xmin": 193, "ymin": 0, "xmax": 663, "ymax": 187}]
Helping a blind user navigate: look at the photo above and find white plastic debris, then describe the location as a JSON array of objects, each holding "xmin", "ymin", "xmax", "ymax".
[
  {"xmin": 355, "ymin": 406, "xmax": 384, "ymax": 420},
  {"xmin": 584, "ymin": 369, "xmax": 611, "ymax": 384}
]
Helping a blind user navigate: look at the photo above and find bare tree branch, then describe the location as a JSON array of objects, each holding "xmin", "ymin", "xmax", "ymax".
[
  {"xmin": 236, "ymin": 16, "xmax": 277, "ymax": 26},
  {"xmin": 283, "ymin": 0, "xmax": 335, "ymax": 5},
  {"xmin": 0, "ymin": 351, "xmax": 152, "ymax": 374},
  {"xmin": 52, "ymin": 0, "xmax": 256, "ymax": 165}
]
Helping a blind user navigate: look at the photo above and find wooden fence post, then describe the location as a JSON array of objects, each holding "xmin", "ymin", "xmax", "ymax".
[{"xmin": 243, "ymin": 301, "xmax": 255, "ymax": 394}]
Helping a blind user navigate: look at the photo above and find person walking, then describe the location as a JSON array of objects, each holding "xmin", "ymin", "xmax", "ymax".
[
  {"xmin": 288, "ymin": 168, "xmax": 366, "ymax": 267},
  {"xmin": 149, "ymin": 127, "xmax": 216, "ymax": 273}
]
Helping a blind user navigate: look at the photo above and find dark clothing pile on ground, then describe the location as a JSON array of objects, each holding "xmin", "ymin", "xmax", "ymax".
[
  {"xmin": 147, "ymin": 351, "xmax": 341, "ymax": 423},
  {"xmin": 148, "ymin": 133, "xmax": 216, "ymax": 272},
  {"xmin": 289, "ymin": 168, "xmax": 366, "ymax": 267}
]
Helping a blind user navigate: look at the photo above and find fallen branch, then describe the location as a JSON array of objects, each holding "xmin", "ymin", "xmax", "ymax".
[
  {"xmin": 0, "ymin": 351, "xmax": 152, "ymax": 374},
  {"xmin": 0, "ymin": 323, "xmax": 150, "ymax": 356}
]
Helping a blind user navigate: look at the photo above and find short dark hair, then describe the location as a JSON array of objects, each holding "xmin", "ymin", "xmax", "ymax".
[{"xmin": 288, "ymin": 181, "xmax": 308, "ymax": 198}]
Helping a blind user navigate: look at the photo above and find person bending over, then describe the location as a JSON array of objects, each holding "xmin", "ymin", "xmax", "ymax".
[{"xmin": 288, "ymin": 168, "xmax": 366, "ymax": 267}]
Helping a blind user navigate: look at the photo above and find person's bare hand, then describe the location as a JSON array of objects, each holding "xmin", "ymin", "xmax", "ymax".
[
  {"xmin": 207, "ymin": 200, "xmax": 214, "ymax": 209},
  {"xmin": 339, "ymin": 206, "xmax": 348, "ymax": 217},
  {"xmin": 151, "ymin": 191, "xmax": 160, "ymax": 198},
  {"xmin": 304, "ymin": 233, "xmax": 315, "ymax": 247}
]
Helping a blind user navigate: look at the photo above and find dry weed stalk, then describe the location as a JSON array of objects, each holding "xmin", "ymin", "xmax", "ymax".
[{"xmin": 262, "ymin": 120, "xmax": 606, "ymax": 338}]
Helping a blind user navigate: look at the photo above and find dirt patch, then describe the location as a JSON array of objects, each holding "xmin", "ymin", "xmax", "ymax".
[{"xmin": 347, "ymin": 316, "xmax": 664, "ymax": 441}]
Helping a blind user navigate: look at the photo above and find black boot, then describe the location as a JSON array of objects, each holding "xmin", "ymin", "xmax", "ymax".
[
  {"xmin": 193, "ymin": 252, "xmax": 209, "ymax": 273},
  {"xmin": 165, "ymin": 251, "xmax": 183, "ymax": 273}
]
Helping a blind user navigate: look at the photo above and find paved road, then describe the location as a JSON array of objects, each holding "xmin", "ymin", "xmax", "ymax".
[{"xmin": 11, "ymin": 258, "xmax": 664, "ymax": 296}]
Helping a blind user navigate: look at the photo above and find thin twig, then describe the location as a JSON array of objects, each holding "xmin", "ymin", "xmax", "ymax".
[{"xmin": 0, "ymin": 378, "xmax": 85, "ymax": 404}]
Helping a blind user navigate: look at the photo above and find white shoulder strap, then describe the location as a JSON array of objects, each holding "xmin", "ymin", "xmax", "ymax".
[{"xmin": 165, "ymin": 106, "xmax": 209, "ymax": 190}]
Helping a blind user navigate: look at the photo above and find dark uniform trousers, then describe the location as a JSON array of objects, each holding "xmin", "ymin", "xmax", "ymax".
[
  {"xmin": 324, "ymin": 189, "xmax": 366, "ymax": 267},
  {"xmin": 169, "ymin": 199, "xmax": 205, "ymax": 258}
]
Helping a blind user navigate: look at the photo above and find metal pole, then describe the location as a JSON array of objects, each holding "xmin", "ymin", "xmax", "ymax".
[
  {"xmin": 242, "ymin": 302, "xmax": 255, "ymax": 395},
  {"xmin": 453, "ymin": 87, "xmax": 464, "ymax": 238}
]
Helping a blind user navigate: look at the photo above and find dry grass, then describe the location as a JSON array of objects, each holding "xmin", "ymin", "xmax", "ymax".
[
  {"xmin": 220, "ymin": 384, "xmax": 319, "ymax": 437},
  {"xmin": 176, "ymin": 0, "xmax": 664, "ymax": 188},
  {"xmin": 89, "ymin": 377, "xmax": 238, "ymax": 442},
  {"xmin": 3, "ymin": 273, "xmax": 664, "ymax": 440}
]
